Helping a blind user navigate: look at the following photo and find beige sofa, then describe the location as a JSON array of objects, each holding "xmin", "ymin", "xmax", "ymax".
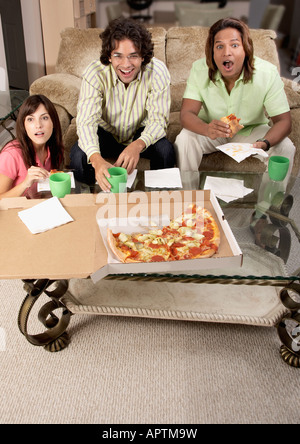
[{"xmin": 30, "ymin": 26, "xmax": 300, "ymax": 176}]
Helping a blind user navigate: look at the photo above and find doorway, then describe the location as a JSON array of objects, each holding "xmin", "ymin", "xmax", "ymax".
[{"xmin": 0, "ymin": 0, "xmax": 29, "ymax": 89}]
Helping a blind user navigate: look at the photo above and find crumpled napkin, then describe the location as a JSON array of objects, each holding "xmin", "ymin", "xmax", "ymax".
[
  {"xmin": 204, "ymin": 176, "xmax": 253, "ymax": 203},
  {"xmin": 145, "ymin": 168, "xmax": 182, "ymax": 188},
  {"xmin": 216, "ymin": 143, "xmax": 268, "ymax": 163},
  {"xmin": 18, "ymin": 196, "xmax": 74, "ymax": 234}
]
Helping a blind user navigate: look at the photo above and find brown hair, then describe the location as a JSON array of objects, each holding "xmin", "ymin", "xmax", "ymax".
[
  {"xmin": 205, "ymin": 17, "xmax": 255, "ymax": 83},
  {"xmin": 15, "ymin": 94, "xmax": 64, "ymax": 169},
  {"xmin": 100, "ymin": 17, "xmax": 154, "ymax": 66}
]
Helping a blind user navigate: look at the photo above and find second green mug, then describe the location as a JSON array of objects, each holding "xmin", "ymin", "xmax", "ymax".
[
  {"xmin": 107, "ymin": 167, "xmax": 128, "ymax": 193},
  {"xmin": 49, "ymin": 172, "xmax": 71, "ymax": 198},
  {"xmin": 268, "ymin": 156, "xmax": 289, "ymax": 182}
]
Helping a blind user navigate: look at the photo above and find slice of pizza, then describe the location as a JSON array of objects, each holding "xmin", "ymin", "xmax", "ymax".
[
  {"xmin": 107, "ymin": 229, "xmax": 173, "ymax": 263},
  {"xmin": 107, "ymin": 205, "xmax": 220, "ymax": 263},
  {"xmin": 168, "ymin": 204, "xmax": 220, "ymax": 259},
  {"xmin": 50, "ymin": 169, "xmax": 64, "ymax": 174},
  {"xmin": 221, "ymin": 113, "xmax": 244, "ymax": 137}
]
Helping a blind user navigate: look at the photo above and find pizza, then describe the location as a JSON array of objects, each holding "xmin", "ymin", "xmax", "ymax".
[
  {"xmin": 221, "ymin": 113, "xmax": 244, "ymax": 137},
  {"xmin": 107, "ymin": 204, "xmax": 220, "ymax": 263},
  {"xmin": 50, "ymin": 169, "xmax": 64, "ymax": 174}
]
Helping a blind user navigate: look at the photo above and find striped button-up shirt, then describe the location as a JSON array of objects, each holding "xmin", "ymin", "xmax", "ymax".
[{"xmin": 76, "ymin": 57, "xmax": 171, "ymax": 160}]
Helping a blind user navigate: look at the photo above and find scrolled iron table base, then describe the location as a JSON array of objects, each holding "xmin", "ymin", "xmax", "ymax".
[
  {"xmin": 17, "ymin": 273, "xmax": 300, "ymax": 367},
  {"xmin": 277, "ymin": 282, "xmax": 300, "ymax": 368},
  {"xmin": 18, "ymin": 279, "xmax": 72, "ymax": 352}
]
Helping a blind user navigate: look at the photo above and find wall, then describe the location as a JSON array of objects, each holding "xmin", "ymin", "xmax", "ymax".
[
  {"xmin": 0, "ymin": 0, "xmax": 45, "ymax": 89},
  {"xmin": 21, "ymin": 0, "xmax": 45, "ymax": 86}
]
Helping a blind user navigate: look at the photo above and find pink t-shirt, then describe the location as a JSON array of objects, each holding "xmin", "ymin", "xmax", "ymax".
[{"xmin": 0, "ymin": 140, "xmax": 52, "ymax": 197}]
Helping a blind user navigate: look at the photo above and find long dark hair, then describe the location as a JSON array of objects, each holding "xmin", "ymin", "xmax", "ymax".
[
  {"xmin": 15, "ymin": 94, "xmax": 64, "ymax": 169},
  {"xmin": 100, "ymin": 17, "xmax": 154, "ymax": 66},
  {"xmin": 205, "ymin": 17, "xmax": 255, "ymax": 83}
]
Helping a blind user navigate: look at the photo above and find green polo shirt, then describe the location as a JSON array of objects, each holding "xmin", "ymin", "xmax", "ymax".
[{"xmin": 183, "ymin": 56, "xmax": 290, "ymax": 136}]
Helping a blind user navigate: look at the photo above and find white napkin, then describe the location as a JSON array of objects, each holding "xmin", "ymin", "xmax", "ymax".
[
  {"xmin": 216, "ymin": 143, "xmax": 268, "ymax": 163},
  {"xmin": 37, "ymin": 172, "xmax": 75, "ymax": 192},
  {"xmin": 127, "ymin": 169, "xmax": 137, "ymax": 188},
  {"xmin": 204, "ymin": 176, "xmax": 253, "ymax": 203},
  {"xmin": 145, "ymin": 168, "xmax": 182, "ymax": 188},
  {"xmin": 18, "ymin": 197, "xmax": 74, "ymax": 234}
]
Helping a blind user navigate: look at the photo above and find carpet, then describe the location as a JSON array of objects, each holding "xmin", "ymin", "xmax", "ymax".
[{"xmin": 0, "ymin": 278, "xmax": 299, "ymax": 424}]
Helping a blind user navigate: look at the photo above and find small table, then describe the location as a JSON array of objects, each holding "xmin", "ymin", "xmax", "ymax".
[
  {"xmin": 12, "ymin": 170, "xmax": 300, "ymax": 367},
  {"xmin": 0, "ymin": 90, "xmax": 29, "ymax": 141}
]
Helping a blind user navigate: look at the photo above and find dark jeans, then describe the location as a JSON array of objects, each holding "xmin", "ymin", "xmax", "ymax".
[{"xmin": 70, "ymin": 126, "xmax": 175, "ymax": 185}]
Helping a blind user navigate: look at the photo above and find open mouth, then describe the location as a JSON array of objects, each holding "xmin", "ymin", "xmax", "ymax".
[
  {"xmin": 119, "ymin": 68, "xmax": 134, "ymax": 77},
  {"xmin": 223, "ymin": 61, "xmax": 234, "ymax": 71},
  {"xmin": 34, "ymin": 132, "xmax": 45, "ymax": 137}
]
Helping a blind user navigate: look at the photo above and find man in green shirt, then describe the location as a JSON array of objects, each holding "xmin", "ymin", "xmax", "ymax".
[{"xmin": 174, "ymin": 17, "xmax": 295, "ymax": 176}]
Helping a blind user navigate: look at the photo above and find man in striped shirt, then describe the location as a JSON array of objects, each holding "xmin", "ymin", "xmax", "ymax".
[{"xmin": 70, "ymin": 18, "xmax": 175, "ymax": 192}]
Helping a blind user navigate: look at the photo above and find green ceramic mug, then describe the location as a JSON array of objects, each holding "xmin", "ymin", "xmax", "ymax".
[
  {"xmin": 107, "ymin": 167, "xmax": 128, "ymax": 193},
  {"xmin": 49, "ymin": 172, "xmax": 71, "ymax": 198},
  {"xmin": 268, "ymin": 156, "xmax": 289, "ymax": 182}
]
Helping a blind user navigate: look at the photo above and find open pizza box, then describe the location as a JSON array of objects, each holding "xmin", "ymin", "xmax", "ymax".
[{"xmin": 0, "ymin": 190, "xmax": 242, "ymax": 282}]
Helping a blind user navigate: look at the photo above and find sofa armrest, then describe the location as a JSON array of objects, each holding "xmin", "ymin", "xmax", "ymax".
[
  {"xmin": 30, "ymin": 73, "xmax": 82, "ymax": 118},
  {"xmin": 282, "ymin": 76, "xmax": 300, "ymax": 109}
]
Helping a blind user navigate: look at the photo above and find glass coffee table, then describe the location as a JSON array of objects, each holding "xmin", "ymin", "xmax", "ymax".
[
  {"xmin": 0, "ymin": 90, "xmax": 29, "ymax": 141},
  {"xmin": 18, "ymin": 170, "xmax": 300, "ymax": 367}
]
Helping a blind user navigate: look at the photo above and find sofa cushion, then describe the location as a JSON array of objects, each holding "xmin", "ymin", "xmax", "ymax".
[
  {"xmin": 30, "ymin": 73, "xmax": 81, "ymax": 117},
  {"xmin": 282, "ymin": 77, "xmax": 300, "ymax": 109},
  {"xmin": 166, "ymin": 26, "xmax": 209, "ymax": 86},
  {"xmin": 200, "ymin": 151, "xmax": 266, "ymax": 173},
  {"xmin": 56, "ymin": 28, "xmax": 103, "ymax": 78},
  {"xmin": 288, "ymin": 108, "xmax": 300, "ymax": 176},
  {"xmin": 167, "ymin": 111, "xmax": 182, "ymax": 143},
  {"xmin": 56, "ymin": 27, "xmax": 167, "ymax": 79}
]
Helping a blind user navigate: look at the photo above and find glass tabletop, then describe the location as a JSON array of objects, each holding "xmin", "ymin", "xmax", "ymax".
[
  {"xmin": 38, "ymin": 169, "xmax": 300, "ymax": 282},
  {"xmin": 125, "ymin": 169, "xmax": 299, "ymax": 281},
  {"xmin": 110, "ymin": 170, "xmax": 299, "ymax": 280},
  {"xmin": 0, "ymin": 90, "xmax": 29, "ymax": 121}
]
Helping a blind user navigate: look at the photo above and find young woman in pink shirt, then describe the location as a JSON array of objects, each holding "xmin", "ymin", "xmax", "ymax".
[{"xmin": 0, "ymin": 94, "xmax": 64, "ymax": 198}]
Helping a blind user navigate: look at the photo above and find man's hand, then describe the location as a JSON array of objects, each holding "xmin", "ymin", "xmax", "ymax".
[
  {"xmin": 114, "ymin": 139, "xmax": 145, "ymax": 174},
  {"xmin": 206, "ymin": 120, "xmax": 232, "ymax": 139},
  {"xmin": 90, "ymin": 153, "xmax": 113, "ymax": 192},
  {"xmin": 252, "ymin": 140, "xmax": 268, "ymax": 150}
]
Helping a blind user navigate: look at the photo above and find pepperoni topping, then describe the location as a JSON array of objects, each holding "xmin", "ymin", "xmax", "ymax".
[{"xmin": 150, "ymin": 255, "xmax": 165, "ymax": 262}]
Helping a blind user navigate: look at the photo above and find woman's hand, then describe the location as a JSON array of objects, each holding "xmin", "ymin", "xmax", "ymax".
[
  {"xmin": 0, "ymin": 166, "xmax": 50, "ymax": 198},
  {"xmin": 24, "ymin": 166, "xmax": 50, "ymax": 188}
]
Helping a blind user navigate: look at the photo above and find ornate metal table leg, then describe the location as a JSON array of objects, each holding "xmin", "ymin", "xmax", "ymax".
[
  {"xmin": 277, "ymin": 282, "xmax": 300, "ymax": 368},
  {"xmin": 250, "ymin": 193, "xmax": 294, "ymax": 263},
  {"xmin": 18, "ymin": 279, "xmax": 72, "ymax": 352}
]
